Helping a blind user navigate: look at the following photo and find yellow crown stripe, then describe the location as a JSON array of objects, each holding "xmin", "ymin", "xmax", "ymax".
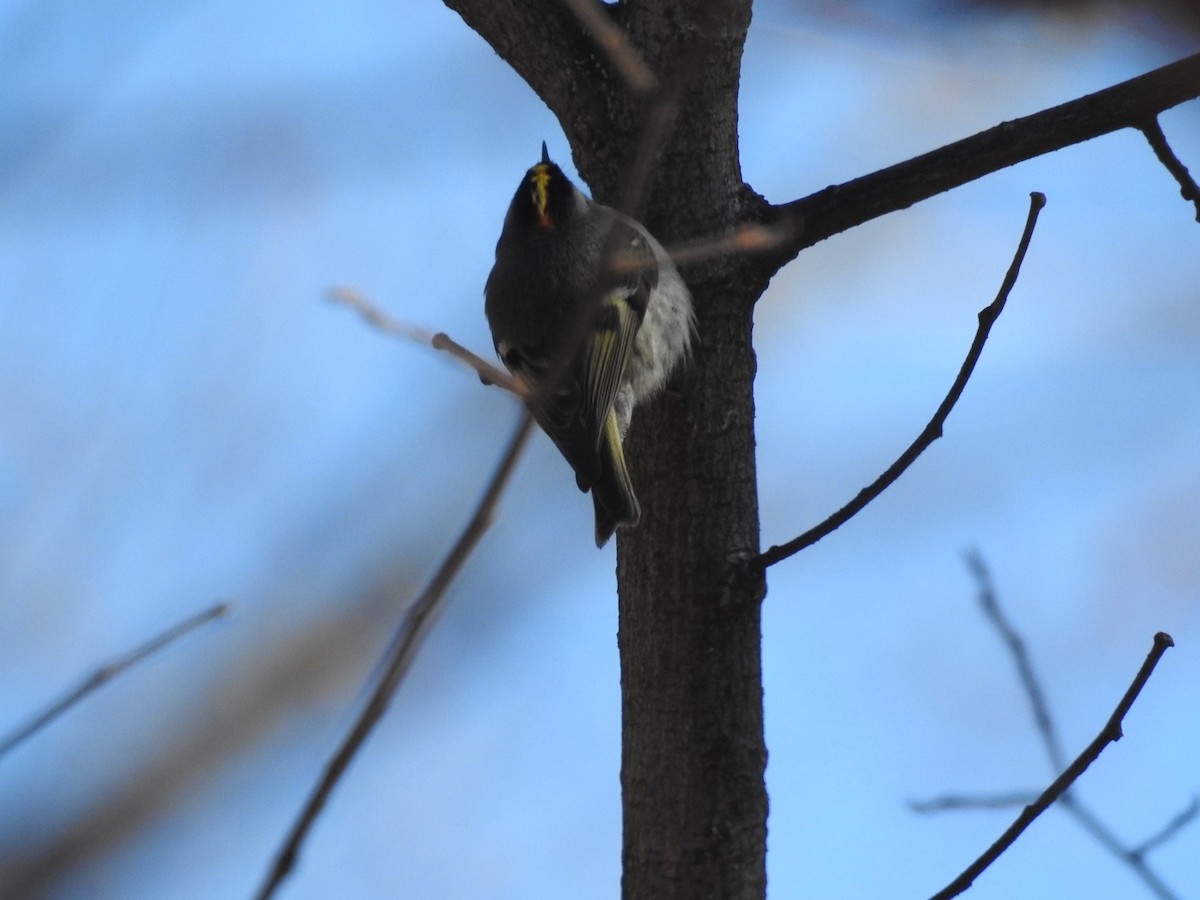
[{"xmin": 530, "ymin": 164, "xmax": 552, "ymax": 224}]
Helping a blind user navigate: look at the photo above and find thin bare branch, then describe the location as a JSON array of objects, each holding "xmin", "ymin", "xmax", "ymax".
[
  {"xmin": 755, "ymin": 192, "xmax": 1046, "ymax": 569},
  {"xmin": 930, "ymin": 632, "xmax": 1176, "ymax": 900},
  {"xmin": 601, "ymin": 40, "xmax": 698, "ymax": 226},
  {"xmin": 966, "ymin": 551, "xmax": 1067, "ymax": 772},
  {"xmin": 560, "ymin": 0, "xmax": 658, "ymax": 96},
  {"xmin": 254, "ymin": 411, "xmax": 535, "ymax": 900},
  {"xmin": 328, "ymin": 288, "xmax": 526, "ymax": 396},
  {"xmin": 605, "ymin": 223, "xmax": 796, "ymax": 277},
  {"xmin": 666, "ymin": 222, "xmax": 796, "ymax": 268},
  {"xmin": 908, "ymin": 791, "xmax": 1039, "ymax": 814},
  {"xmin": 0, "ymin": 603, "xmax": 229, "ymax": 761},
  {"xmin": 772, "ymin": 52, "xmax": 1200, "ymax": 268},
  {"xmin": 916, "ymin": 557, "xmax": 1189, "ymax": 898},
  {"xmin": 441, "ymin": 0, "xmax": 585, "ymax": 126},
  {"xmin": 1140, "ymin": 117, "xmax": 1200, "ymax": 222},
  {"xmin": 1132, "ymin": 795, "xmax": 1200, "ymax": 859},
  {"xmin": 1056, "ymin": 794, "xmax": 1182, "ymax": 900}
]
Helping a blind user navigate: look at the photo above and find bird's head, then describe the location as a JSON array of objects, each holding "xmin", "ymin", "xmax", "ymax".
[{"xmin": 512, "ymin": 141, "xmax": 587, "ymax": 230}]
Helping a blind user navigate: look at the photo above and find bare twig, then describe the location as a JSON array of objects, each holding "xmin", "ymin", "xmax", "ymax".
[
  {"xmin": 603, "ymin": 223, "xmax": 796, "ymax": 278},
  {"xmin": 557, "ymin": 0, "xmax": 690, "ymax": 222},
  {"xmin": 966, "ymin": 551, "xmax": 1066, "ymax": 771},
  {"xmin": 1057, "ymin": 794, "xmax": 1182, "ymax": 900},
  {"xmin": 328, "ymin": 288, "xmax": 526, "ymax": 397},
  {"xmin": 1139, "ymin": 117, "xmax": 1200, "ymax": 222},
  {"xmin": 0, "ymin": 603, "xmax": 229, "ymax": 761},
  {"xmin": 610, "ymin": 87, "xmax": 684, "ymax": 226},
  {"xmin": 559, "ymin": 0, "xmax": 658, "ymax": 97},
  {"xmin": 254, "ymin": 411, "xmax": 535, "ymax": 900},
  {"xmin": 918, "ymin": 558, "xmax": 1189, "ymax": 898},
  {"xmin": 908, "ymin": 791, "xmax": 1039, "ymax": 814},
  {"xmin": 664, "ymin": 222, "xmax": 796, "ymax": 268},
  {"xmin": 930, "ymin": 632, "xmax": 1176, "ymax": 900},
  {"xmin": 1132, "ymin": 796, "xmax": 1200, "ymax": 859},
  {"xmin": 755, "ymin": 192, "xmax": 1046, "ymax": 570}
]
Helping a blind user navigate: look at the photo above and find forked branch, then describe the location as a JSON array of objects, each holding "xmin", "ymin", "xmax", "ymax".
[
  {"xmin": 931, "ymin": 630, "xmax": 1175, "ymax": 900},
  {"xmin": 772, "ymin": 53, "xmax": 1200, "ymax": 264},
  {"xmin": 919, "ymin": 556, "xmax": 1185, "ymax": 900}
]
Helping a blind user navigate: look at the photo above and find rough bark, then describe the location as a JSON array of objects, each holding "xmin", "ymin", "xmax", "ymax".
[{"xmin": 609, "ymin": 6, "xmax": 770, "ymax": 898}]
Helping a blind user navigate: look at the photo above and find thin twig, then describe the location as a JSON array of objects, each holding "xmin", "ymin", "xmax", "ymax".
[
  {"xmin": 557, "ymin": 0, "xmax": 688, "ymax": 223},
  {"xmin": 254, "ymin": 411, "xmax": 535, "ymax": 900},
  {"xmin": 328, "ymin": 288, "xmax": 526, "ymax": 397},
  {"xmin": 915, "ymin": 557, "xmax": 1190, "ymax": 897},
  {"xmin": 610, "ymin": 89, "xmax": 683, "ymax": 226},
  {"xmin": 1132, "ymin": 795, "xmax": 1200, "ymax": 859},
  {"xmin": 559, "ymin": 0, "xmax": 658, "ymax": 97},
  {"xmin": 664, "ymin": 223, "xmax": 796, "ymax": 268},
  {"xmin": 1140, "ymin": 117, "xmax": 1200, "ymax": 222},
  {"xmin": 0, "ymin": 602, "xmax": 229, "ymax": 760},
  {"xmin": 755, "ymin": 192, "xmax": 1046, "ymax": 570},
  {"xmin": 604, "ymin": 223, "xmax": 797, "ymax": 277},
  {"xmin": 1057, "ymin": 794, "xmax": 1182, "ymax": 900},
  {"xmin": 930, "ymin": 632, "xmax": 1175, "ymax": 900},
  {"xmin": 965, "ymin": 552, "xmax": 1066, "ymax": 772},
  {"xmin": 908, "ymin": 791, "xmax": 1039, "ymax": 814}
]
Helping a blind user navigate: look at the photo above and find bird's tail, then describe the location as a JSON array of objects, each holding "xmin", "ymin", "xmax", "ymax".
[{"xmin": 591, "ymin": 410, "xmax": 641, "ymax": 547}]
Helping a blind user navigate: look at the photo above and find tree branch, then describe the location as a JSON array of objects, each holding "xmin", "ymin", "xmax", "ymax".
[
  {"xmin": 0, "ymin": 603, "xmax": 228, "ymax": 761},
  {"xmin": 931, "ymin": 631, "xmax": 1175, "ymax": 900},
  {"xmin": 328, "ymin": 287, "xmax": 525, "ymax": 396},
  {"xmin": 755, "ymin": 192, "xmax": 1045, "ymax": 569},
  {"xmin": 770, "ymin": 52, "xmax": 1200, "ymax": 267},
  {"xmin": 948, "ymin": 554, "xmax": 1188, "ymax": 899},
  {"xmin": 1139, "ymin": 117, "xmax": 1200, "ymax": 221},
  {"xmin": 1057, "ymin": 794, "xmax": 1183, "ymax": 900},
  {"xmin": 908, "ymin": 791, "xmax": 1039, "ymax": 814},
  {"xmin": 965, "ymin": 550, "xmax": 1066, "ymax": 771},
  {"xmin": 441, "ymin": 0, "xmax": 594, "ymax": 127},
  {"xmin": 1132, "ymin": 796, "xmax": 1200, "ymax": 859},
  {"xmin": 254, "ymin": 411, "xmax": 535, "ymax": 900}
]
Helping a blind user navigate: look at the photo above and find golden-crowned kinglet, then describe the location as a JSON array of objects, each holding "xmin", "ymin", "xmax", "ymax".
[{"xmin": 485, "ymin": 144, "xmax": 695, "ymax": 546}]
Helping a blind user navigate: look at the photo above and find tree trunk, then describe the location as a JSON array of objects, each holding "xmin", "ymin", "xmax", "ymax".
[{"xmin": 616, "ymin": 282, "xmax": 767, "ymax": 900}]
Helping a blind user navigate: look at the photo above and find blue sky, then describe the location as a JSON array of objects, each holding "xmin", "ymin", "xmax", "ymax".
[{"xmin": 1, "ymin": 2, "xmax": 1198, "ymax": 898}]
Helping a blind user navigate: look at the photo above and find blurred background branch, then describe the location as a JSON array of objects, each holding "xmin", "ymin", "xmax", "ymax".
[{"xmin": 916, "ymin": 556, "xmax": 1186, "ymax": 900}]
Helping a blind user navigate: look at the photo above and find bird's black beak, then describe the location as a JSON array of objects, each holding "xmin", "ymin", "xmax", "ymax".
[{"xmin": 540, "ymin": 141, "xmax": 550, "ymax": 165}]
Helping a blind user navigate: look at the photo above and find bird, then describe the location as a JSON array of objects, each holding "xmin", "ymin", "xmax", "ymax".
[{"xmin": 484, "ymin": 143, "xmax": 695, "ymax": 547}]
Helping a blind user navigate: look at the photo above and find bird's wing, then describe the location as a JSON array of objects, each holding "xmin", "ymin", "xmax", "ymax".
[
  {"xmin": 577, "ymin": 219, "xmax": 656, "ymax": 450},
  {"xmin": 495, "ymin": 335, "xmax": 604, "ymax": 491},
  {"xmin": 578, "ymin": 288, "xmax": 640, "ymax": 447}
]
